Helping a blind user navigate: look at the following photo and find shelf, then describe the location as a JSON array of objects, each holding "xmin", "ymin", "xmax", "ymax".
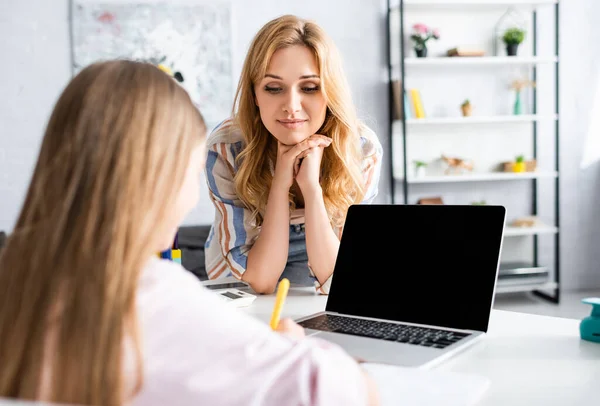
[
  {"xmin": 497, "ymin": 261, "xmax": 550, "ymax": 289},
  {"xmin": 402, "ymin": 56, "xmax": 558, "ymax": 67},
  {"xmin": 402, "ymin": 115, "xmax": 558, "ymax": 126},
  {"xmin": 402, "ymin": 171, "xmax": 558, "ymax": 183},
  {"xmin": 388, "ymin": 0, "xmax": 561, "ymax": 304},
  {"xmin": 496, "ymin": 281, "xmax": 557, "ymax": 294},
  {"xmin": 504, "ymin": 225, "xmax": 558, "ymax": 236},
  {"xmin": 391, "ymin": 0, "xmax": 558, "ymax": 9}
]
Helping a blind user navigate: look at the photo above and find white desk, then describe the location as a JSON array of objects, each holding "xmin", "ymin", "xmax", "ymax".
[{"xmin": 243, "ymin": 288, "xmax": 600, "ymax": 406}]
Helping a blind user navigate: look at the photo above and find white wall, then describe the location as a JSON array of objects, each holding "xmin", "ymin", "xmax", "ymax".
[
  {"xmin": 559, "ymin": 0, "xmax": 600, "ymax": 290},
  {"xmin": 0, "ymin": 1, "xmax": 72, "ymax": 229},
  {"xmin": 0, "ymin": 0, "xmax": 389, "ymax": 229},
  {"xmin": 1, "ymin": 0, "xmax": 598, "ymax": 290}
]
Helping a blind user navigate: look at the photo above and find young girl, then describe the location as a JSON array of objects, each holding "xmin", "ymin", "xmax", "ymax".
[
  {"xmin": 0, "ymin": 60, "xmax": 379, "ymax": 405},
  {"xmin": 205, "ymin": 15, "xmax": 383, "ymax": 294}
]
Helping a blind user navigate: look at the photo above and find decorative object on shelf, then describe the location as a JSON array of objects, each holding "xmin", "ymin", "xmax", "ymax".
[
  {"xmin": 510, "ymin": 79, "xmax": 535, "ymax": 115},
  {"xmin": 446, "ymin": 47, "xmax": 485, "ymax": 57},
  {"xmin": 471, "ymin": 200, "xmax": 487, "ymax": 206},
  {"xmin": 410, "ymin": 23, "xmax": 439, "ymax": 58},
  {"xmin": 493, "ymin": 7, "xmax": 526, "ymax": 56},
  {"xmin": 417, "ymin": 196, "xmax": 444, "ymax": 205},
  {"xmin": 460, "ymin": 99, "xmax": 472, "ymax": 117},
  {"xmin": 580, "ymin": 297, "xmax": 600, "ymax": 343},
  {"xmin": 441, "ymin": 154, "xmax": 474, "ymax": 175},
  {"xmin": 502, "ymin": 158, "xmax": 537, "ymax": 172},
  {"xmin": 511, "ymin": 216, "xmax": 539, "ymax": 228},
  {"xmin": 413, "ymin": 160, "xmax": 428, "ymax": 178},
  {"xmin": 513, "ymin": 155, "xmax": 526, "ymax": 172},
  {"xmin": 502, "ymin": 27, "xmax": 525, "ymax": 56},
  {"xmin": 513, "ymin": 89, "xmax": 522, "ymax": 114}
]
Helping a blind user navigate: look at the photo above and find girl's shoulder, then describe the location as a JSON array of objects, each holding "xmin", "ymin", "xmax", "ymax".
[{"xmin": 206, "ymin": 118, "xmax": 245, "ymax": 150}]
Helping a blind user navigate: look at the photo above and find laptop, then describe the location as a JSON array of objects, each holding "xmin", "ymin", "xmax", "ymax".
[{"xmin": 296, "ymin": 204, "xmax": 506, "ymax": 369}]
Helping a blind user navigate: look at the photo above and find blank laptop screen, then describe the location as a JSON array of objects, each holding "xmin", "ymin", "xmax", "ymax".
[{"xmin": 325, "ymin": 204, "xmax": 506, "ymax": 333}]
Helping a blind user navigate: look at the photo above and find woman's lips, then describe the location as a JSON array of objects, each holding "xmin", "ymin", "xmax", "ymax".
[{"xmin": 278, "ymin": 119, "xmax": 307, "ymax": 129}]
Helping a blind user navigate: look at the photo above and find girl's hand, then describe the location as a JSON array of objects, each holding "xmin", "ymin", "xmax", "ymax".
[
  {"xmin": 275, "ymin": 318, "xmax": 306, "ymax": 339},
  {"xmin": 273, "ymin": 135, "xmax": 331, "ymax": 191},
  {"xmin": 295, "ymin": 134, "xmax": 331, "ymax": 195}
]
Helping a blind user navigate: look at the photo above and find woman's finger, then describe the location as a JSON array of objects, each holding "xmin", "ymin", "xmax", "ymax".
[
  {"xmin": 311, "ymin": 134, "xmax": 332, "ymax": 144},
  {"xmin": 294, "ymin": 138, "xmax": 329, "ymax": 155}
]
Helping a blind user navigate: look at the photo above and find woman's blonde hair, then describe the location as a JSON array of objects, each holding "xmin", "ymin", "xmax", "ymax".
[
  {"xmin": 233, "ymin": 14, "xmax": 366, "ymax": 228},
  {"xmin": 0, "ymin": 60, "xmax": 206, "ymax": 405}
]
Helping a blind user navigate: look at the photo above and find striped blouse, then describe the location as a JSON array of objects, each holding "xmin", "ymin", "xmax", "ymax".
[{"xmin": 204, "ymin": 118, "xmax": 383, "ymax": 293}]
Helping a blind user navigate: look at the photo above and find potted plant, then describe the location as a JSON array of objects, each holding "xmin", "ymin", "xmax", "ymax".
[
  {"xmin": 460, "ymin": 99, "xmax": 472, "ymax": 117},
  {"xmin": 502, "ymin": 27, "xmax": 525, "ymax": 56},
  {"xmin": 413, "ymin": 160, "xmax": 428, "ymax": 177},
  {"xmin": 513, "ymin": 155, "xmax": 526, "ymax": 172},
  {"xmin": 410, "ymin": 23, "xmax": 440, "ymax": 58}
]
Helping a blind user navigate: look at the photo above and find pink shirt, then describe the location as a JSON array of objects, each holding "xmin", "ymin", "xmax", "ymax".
[{"xmin": 129, "ymin": 257, "xmax": 368, "ymax": 405}]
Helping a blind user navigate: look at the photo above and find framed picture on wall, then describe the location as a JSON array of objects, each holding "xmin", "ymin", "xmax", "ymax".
[{"xmin": 70, "ymin": 0, "xmax": 234, "ymax": 132}]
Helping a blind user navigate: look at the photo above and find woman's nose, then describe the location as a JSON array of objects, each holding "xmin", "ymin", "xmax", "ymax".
[{"xmin": 283, "ymin": 90, "xmax": 302, "ymax": 113}]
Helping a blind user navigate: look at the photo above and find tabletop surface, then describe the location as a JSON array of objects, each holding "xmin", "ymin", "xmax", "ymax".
[{"xmin": 242, "ymin": 287, "xmax": 600, "ymax": 406}]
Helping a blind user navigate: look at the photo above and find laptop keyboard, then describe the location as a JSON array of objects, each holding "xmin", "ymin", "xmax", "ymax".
[{"xmin": 298, "ymin": 314, "xmax": 470, "ymax": 349}]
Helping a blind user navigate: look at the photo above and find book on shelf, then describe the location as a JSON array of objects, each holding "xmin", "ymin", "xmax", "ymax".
[
  {"xmin": 408, "ymin": 88, "xmax": 426, "ymax": 118},
  {"xmin": 447, "ymin": 47, "xmax": 485, "ymax": 57},
  {"xmin": 391, "ymin": 80, "xmax": 416, "ymax": 120},
  {"xmin": 404, "ymin": 90, "xmax": 413, "ymax": 119},
  {"xmin": 391, "ymin": 80, "xmax": 403, "ymax": 120}
]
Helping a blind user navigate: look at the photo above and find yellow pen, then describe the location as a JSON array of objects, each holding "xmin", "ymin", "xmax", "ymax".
[{"xmin": 269, "ymin": 278, "xmax": 290, "ymax": 330}]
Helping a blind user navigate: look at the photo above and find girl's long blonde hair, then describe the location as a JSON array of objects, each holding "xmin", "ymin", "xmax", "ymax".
[
  {"xmin": 233, "ymin": 14, "xmax": 366, "ymax": 228},
  {"xmin": 0, "ymin": 60, "xmax": 206, "ymax": 405}
]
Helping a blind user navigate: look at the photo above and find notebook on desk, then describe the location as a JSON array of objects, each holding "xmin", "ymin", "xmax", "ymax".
[{"xmin": 296, "ymin": 204, "xmax": 506, "ymax": 369}]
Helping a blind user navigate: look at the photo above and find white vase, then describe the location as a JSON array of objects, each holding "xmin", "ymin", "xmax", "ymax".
[{"xmin": 415, "ymin": 166, "xmax": 426, "ymax": 178}]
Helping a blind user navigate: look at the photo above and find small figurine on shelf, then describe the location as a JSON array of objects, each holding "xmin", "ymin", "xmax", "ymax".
[
  {"xmin": 510, "ymin": 78, "xmax": 535, "ymax": 115},
  {"xmin": 441, "ymin": 154, "xmax": 474, "ymax": 175},
  {"xmin": 413, "ymin": 160, "xmax": 428, "ymax": 178},
  {"xmin": 410, "ymin": 23, "xmax": 440, "ymax": 58},
  {"xmin": 460, "ymin": 99, "xmax": 472, "ymax": 117}
]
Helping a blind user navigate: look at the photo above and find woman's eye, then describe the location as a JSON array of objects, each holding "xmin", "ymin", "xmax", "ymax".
[
  {"xmin": 265, "ymin": 86, "xmax": 282, "ymax": 94},
  {"xmin": 302, "ymin": 86, "xmax": 320, "ymax": 93}
]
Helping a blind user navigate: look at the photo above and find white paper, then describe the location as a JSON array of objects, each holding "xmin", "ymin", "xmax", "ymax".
[{"xmin": 362, "ymin": 363, "xmax": 491, "ymax": 406}]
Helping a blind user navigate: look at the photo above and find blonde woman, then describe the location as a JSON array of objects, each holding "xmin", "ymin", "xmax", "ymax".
[
  {"xmin": 205, "ymin": 15, "xmax": 383, "ymax": 294},
  {"xmin": 0, "ymin": 60, "xmax": 379, "ymax": 405}
]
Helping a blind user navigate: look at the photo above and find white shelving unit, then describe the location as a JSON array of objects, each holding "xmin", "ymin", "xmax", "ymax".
[
  {"xmin": 406, "ymin": 171, "xmax": 557, "ymax": 183},
  {"xmin": 396, "ymin": 0, "xmax": 558, "ymax": 8},
  {"xmin": 404, "ymin": 56, "xmax": 557, "ymax": 66},
  {"xmin": 495, "ymin": 281, "xmax": 557, "ymax": 294},
  {"xmin": 386, "ymin": 0, "xmax": 561, "ymax": 300},
  {"xmin": 405, "ymin": 114, "xmax": 557, "ymax": 125},
  {"xmin": 504, "ymin": 225, "xmax": 558, "ymax": 236}
]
